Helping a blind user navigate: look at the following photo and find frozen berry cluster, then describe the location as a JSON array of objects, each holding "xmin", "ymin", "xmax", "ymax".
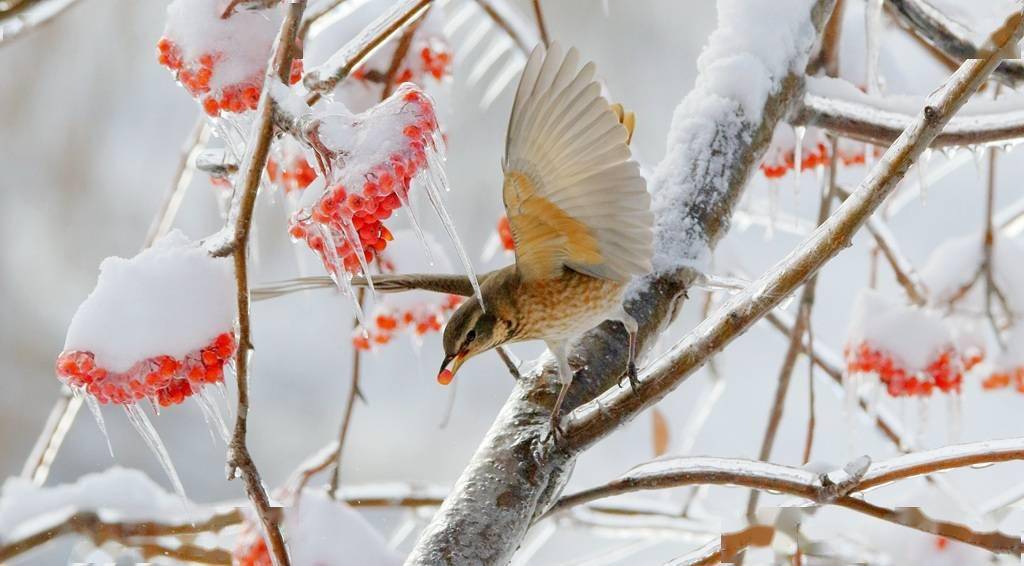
[
  {"xmin": 56, "ymin": 333, "xmax": 236, "ymax": 407},
  {"xmin": 982, "ymin": 367, "xmax": 1024, "ymax": 392},
  {"xmin": 289, "ymin": 86, "xmax": 441, "ymax": 276},
  {"xmin": 267, "ymin": 154, "xmax": 317, "ymax": 194},
  {"xmin": 351, "ymin": 38, "xmax": 453, "ymax": 87},
  {"xmin": 844, "ymin": 341, "xmax": 972, "ymax": 397},
  {"xmin": 353, "ymin": 294, "xmax": 463, "ymax": 350},
  {"xmin": 157, "ymin": 37, "xmax": 303, "ymax": 117}
]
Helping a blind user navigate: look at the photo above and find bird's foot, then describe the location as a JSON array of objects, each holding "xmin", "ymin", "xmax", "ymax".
[{"xmin": 617, "ymin": 361, "xmax": 640, "ymax": 393}]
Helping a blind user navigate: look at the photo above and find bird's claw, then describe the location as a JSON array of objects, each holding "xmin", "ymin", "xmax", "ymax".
[{"xmin": 617, "ymin": 361, "xmax": 640, "ymax": 393}]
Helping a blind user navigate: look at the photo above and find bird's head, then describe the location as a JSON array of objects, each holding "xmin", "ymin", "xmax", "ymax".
[{"xmin": 438, "ymin": 298, "xmax": 510, "ymax": 385}]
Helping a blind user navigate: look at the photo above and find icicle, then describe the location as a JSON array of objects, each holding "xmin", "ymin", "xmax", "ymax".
[
  {"xmin": 84, "ymin": 395, "xmax": 115, "ymax": 459},
  {"xmin": 843, "ymin": 371, "xmax": 860, "ymax": 456},
  {"xmin": 916, "ymin": 395, "xmax": 929, "ymax": 448},
  {"xmin": 865, "ymin": 0, "xmax": 884, "ymax": 96},
  {"xmin": 123, "ymin": 404, "xmax": 189, "ymax": 509},
  {"xmin": 918, "ymin": 148, "xmax": 932, "ymax": 205},
  {"xmin": 195, "ymin": 389, "xmax": 231, "ymax": 443},
  {"xmin": 972, "ymin": 145, "xmax": 986, "ymax": 177},
  {"xmin": 947, "ymin": 390, "xmax": 962, "ymax": 445},
  {"xmin": 792, "ymin": 126, "xmax": 805, "ymax": 195},
  {"xmin": 416, "ymin": 173, "xmax": 483, "ymax": 304}
]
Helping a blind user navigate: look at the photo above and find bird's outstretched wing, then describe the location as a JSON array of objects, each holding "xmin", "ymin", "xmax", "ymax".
[{"xmin": 502, "ymin": 43, "xmax": 653, "ymax": 282}]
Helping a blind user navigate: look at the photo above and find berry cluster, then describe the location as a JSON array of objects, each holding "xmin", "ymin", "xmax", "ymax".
[
  {"xmin": 760, "ymin": 126, "xmax": 883, "ymax": 179},
  {"xmin": 56, "ymin": 333, "xmax": 236, "ymax": 407},
  {"xmin": 353, "ymin": 294, "xmax": 463, "ymax": 350},
  {"xmin": 267, "ymin": 155, "xmax": 317, "ymax": 194},
  {"xmin": 289, "ymin": 86, "xmax": 441, "ymax": 276},
  {"xmin": 157, "ymin": 37, "xmax": 302, "ymax": 117},
  {"xmin": 845, "ymin": 341, "xmax": 968, "ymax": 397},
  {"xmin": 233, "ymin": 525, "xmax": 269, "ymax": 566},
  {"xmin": 982, "ymin": 367, "xmax": 1024, "ymax": 392},
  {"xmin": 497, "ymin": 215, "xmax": 515, "ymax": 252},
  {"xmin": 351, "ymin": 38, "xmax": 453, "ymax": 87}
]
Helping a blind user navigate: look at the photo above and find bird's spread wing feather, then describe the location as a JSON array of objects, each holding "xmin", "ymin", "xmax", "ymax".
[{"xmin": 502, "ymin": 43, "xmax": 653, "ymax": 282}]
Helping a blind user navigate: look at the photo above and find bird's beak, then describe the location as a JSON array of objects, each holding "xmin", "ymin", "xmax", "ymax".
[{"xmin": 437, "ymin": 352, "xmax": 466, "ymax": 385}]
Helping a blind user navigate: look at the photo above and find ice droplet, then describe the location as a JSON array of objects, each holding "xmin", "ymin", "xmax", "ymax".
[{"xmin": 124, "ymin": 404, "xmax": 189, "ymax": 510}]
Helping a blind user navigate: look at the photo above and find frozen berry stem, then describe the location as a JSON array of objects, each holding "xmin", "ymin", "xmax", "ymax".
[{"xmin": 219, "ymin": 2, "xmax": 307, "ymax": 566}]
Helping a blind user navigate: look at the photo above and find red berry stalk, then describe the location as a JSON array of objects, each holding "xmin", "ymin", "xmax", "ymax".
[{"xmin": 56, "ymin": 333, "xmax": 236, "ymax": 407}]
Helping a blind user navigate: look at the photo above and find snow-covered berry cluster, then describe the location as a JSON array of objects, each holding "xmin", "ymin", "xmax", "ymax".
[
  {"xmin": 57, "ymin": 333, "xmax": 235, "ymax": 407},
  {"xmin": 57, "ymin": 231, "xmax": 236, "ymax": 409},
  {"xmin": 760, "ymin": 124, "xmax": 881, "ymax": 179},
  {"xmin": 157, "ymin": 0, "xmax": 302, "ymax": 116},
  {"xmin": 844, "ymin": 290, "xmax": 978, "ymax": 398},
  {"xmin": 289, "ymin": 85, "xmax": 443, "ymax": 276}
]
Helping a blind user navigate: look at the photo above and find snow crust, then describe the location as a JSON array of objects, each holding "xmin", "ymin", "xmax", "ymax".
[
  {"xmin": 846, "ymin": 289, "xmax": 952, "ymax": 369},
  {"xmin": 649, "ymin": 0, "xmax": 821, "ymax": 272},
  {"xmin": 0, "ymin": 467, "xmax": 204, "ymax": 540},
  {"xmin": 282, "ymin": 490, "xmax": 401, "ymax": 565},
  {"xmin": 164, "ymin": 0, "xmax": 284, "ymax": 91},
  {"xmin": 63, "ymin": 231, "xmax": 236, "ymax": 373}
]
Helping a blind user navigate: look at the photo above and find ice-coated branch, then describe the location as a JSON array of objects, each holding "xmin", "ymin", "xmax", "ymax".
[
  {"xmin": 562, "ymin": 11, "xmax": 1024, "ymax": 452},
  {"xmin": 886, "ymin": 0, "xmax": 1024, "ymax": 87},
  {"xmin": 302, "ymin": 0, "xmax": 431, "ymax": 98},
  {"xmin": 0, "ymin": 0, "xmax": 81, "ymax": 47},
  {"xmin": 793, "ymin": 80, "xmax": 1024, "ymax": 148},
  {"xmin": 551, "ymin": 438, "xmax": 1024, "ymax": 555},
  {"xmin": 405, "ymin": 1, "xmax": 837, "ymax": 564},
  {"xmin": 0, "ymin": 509, "xmax": 241, "ymax": 563},
  {"xmin": 220, "ymin": 3, "xmax": 307, "ymax": 565}
]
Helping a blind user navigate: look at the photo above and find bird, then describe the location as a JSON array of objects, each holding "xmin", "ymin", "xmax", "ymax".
[{"xmin": 292, "ymin": 43, "xmax": 654, "ymax": 436}]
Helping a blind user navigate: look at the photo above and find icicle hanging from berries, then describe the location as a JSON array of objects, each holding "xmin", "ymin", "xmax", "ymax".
[
  {"xmin": 288, "ymin": 84, "xmax": 480, "ymax": 305},
  {"xmin": 232, "ymin": 490, "xmax": 401, "ymax": 566},
  {"xmin": 759, "ymin": 124, "xmax": 881, "ymax": 179},
  {"xmin": 303, "ymin": 2, "xmax": 452, "ymax": 112},
  {"xmin": 353, "ymin": 230, "xmax": 464, "ymax": 351},
  {"xmin": 157, "ymin": 0, "xmax": 303, "ymax": 117},
  {"xmin": 57, "ymin": 231, "xmax": 237, "ymax": 409},
  {"xmin": 844, "ymin": 290, "xmax": 965, "ymax": 398},
  {"xmin": 267, "ymin": 137, "xmax": 318, "ymax": 195}
]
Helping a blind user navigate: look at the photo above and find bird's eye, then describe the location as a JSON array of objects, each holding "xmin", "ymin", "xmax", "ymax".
[{"xmin": 466, "ymin": 330, "xmax": 476, "ymax": 343}]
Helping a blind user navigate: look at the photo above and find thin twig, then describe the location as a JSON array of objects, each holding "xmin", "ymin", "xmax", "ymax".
[
  {"xmin": 495, "ymin": 346, "xmax": 521, "ymax": 380},
  {"xmin": 550, "ymin": 439, "xmax": 1024, "ymax": 555},
  {"xmin": 530, "ymin": 0, "xmax": 549, "ymax": 46},
  {"xmin": 472, "ymin": 0, "xmax": 533, "ymax": 55},
  {"xmin": 380, "ymin": 10, "xmax": 422, "ymax": 99},
  {"xmin": 746, "ymin": 135, "xmax": 837, "ymax": 521},
  {"xmin": 329, "ymin": 287, "xmax": 365, "ymax": 497},
  {"xmin": 298, "ymin": 0, "xmax": 348, "ymax": 41},
  {"xmin": 223, "ymin": 4, "xmax": 306, "ymax": 565},
  {"xmin": 564, "ymin": 12, "xmax": 1024, "ymax": 450},
  {"xmin": 145, "ymin": 116, "xmax": 209, "ymax": 247},
  {"xmin": 303, "ymin": 0, "xmax": 432, "ymax": 102},
  {"xmin": 0, "ymin": 0, "xmax": 81, "ymax": 47}
]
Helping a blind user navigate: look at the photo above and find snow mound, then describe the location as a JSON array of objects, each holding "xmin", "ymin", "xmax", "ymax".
[
  {"xmin": 920, "ymin": 234, "xmax": 1024, "ymax": 310},
  {"xmin": 63, "ymin": 230, "xmax": 236, "ymax": 374}
]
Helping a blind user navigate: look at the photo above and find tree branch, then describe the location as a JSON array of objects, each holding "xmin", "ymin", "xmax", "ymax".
[
  {"xmin": 886, "ymin": 0, "xmax": 1024, "ymax": 87},
  {"xmin": 0, "ymin": 0, "xmax": 81, "ymax": 47},
  {"xmin": 222, "ymin": 3, "xmax": 306, "ymax": 565},
  {"xmin": 563, "ymin": 10, "xmax": 1023, "ymax": 452}
]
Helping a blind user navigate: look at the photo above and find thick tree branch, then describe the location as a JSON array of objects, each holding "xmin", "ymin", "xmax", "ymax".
[
  {"xmin": 405, "ymin": 1, "xmax": 837, "ymax": 563},
  {"xmin": 563, "ymin": 11, "xmax": 1023, "ymax": 451}
]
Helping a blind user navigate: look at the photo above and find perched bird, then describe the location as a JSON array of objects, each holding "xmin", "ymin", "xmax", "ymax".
[{"xmin": 341, "ymin": 43, "xmax": 653, "ymax": 434}]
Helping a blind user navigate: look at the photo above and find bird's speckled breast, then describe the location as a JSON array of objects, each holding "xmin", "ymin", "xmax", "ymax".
[{"xmin": 513, "ymin": 270, "xmax": 626, "ymax": 342}]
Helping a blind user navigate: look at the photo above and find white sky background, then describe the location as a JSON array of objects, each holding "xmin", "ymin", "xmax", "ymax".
[{"xmin": 2, "ymin": 0, "xmax": 1024, "ymax": 563}]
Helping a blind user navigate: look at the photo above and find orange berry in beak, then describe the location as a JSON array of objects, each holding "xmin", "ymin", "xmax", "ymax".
[{"xmin": 438, "ymin": 369, "xmax": 454, "ymax": 385}]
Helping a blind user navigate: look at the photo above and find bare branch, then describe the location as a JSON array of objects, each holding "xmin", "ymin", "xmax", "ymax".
[
  {"xmin": 472, "ymin": 0, "xmax": 536, "ymax": 55},
  {"xmin": 530, "ymin": 0, "xmax": 549, "ymax": 46},
  {"xmin": 297, "ymin": 0, "xmax": 347, "ymax": 40},
  {"xmin": 328, "ymin": 288, "xmax": 365, "ymax": 496},
  {"xmin": 222, "ymin": 3, "xmax": 307, "ymax": 565},
  {"xmin": 886, "ymin": 0, "xmax": 1024, "ymax": 87},
  {"xmin": 563, "ymin": 11, "xmax": 1024, "ymax": 451}
]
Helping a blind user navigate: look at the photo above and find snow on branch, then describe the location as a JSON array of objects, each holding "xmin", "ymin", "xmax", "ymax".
[
  {"xmin": 794, "ymin": 76, "xmax": 1024, "ymax": 148},
  {"xmin": 887, "ymin": 0, "xmax": 1024, "ymax": 87},
  {"xmin": 0, "ymin": 0, "xmax": 80, "ymax": 47},
  {"xmin": 562, "ymin": 10, "xmax": 1024, "ymax": 452},
  {"xmin": 550, "ymin": 438, "xmax": 1024, "ymax": 555}
]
